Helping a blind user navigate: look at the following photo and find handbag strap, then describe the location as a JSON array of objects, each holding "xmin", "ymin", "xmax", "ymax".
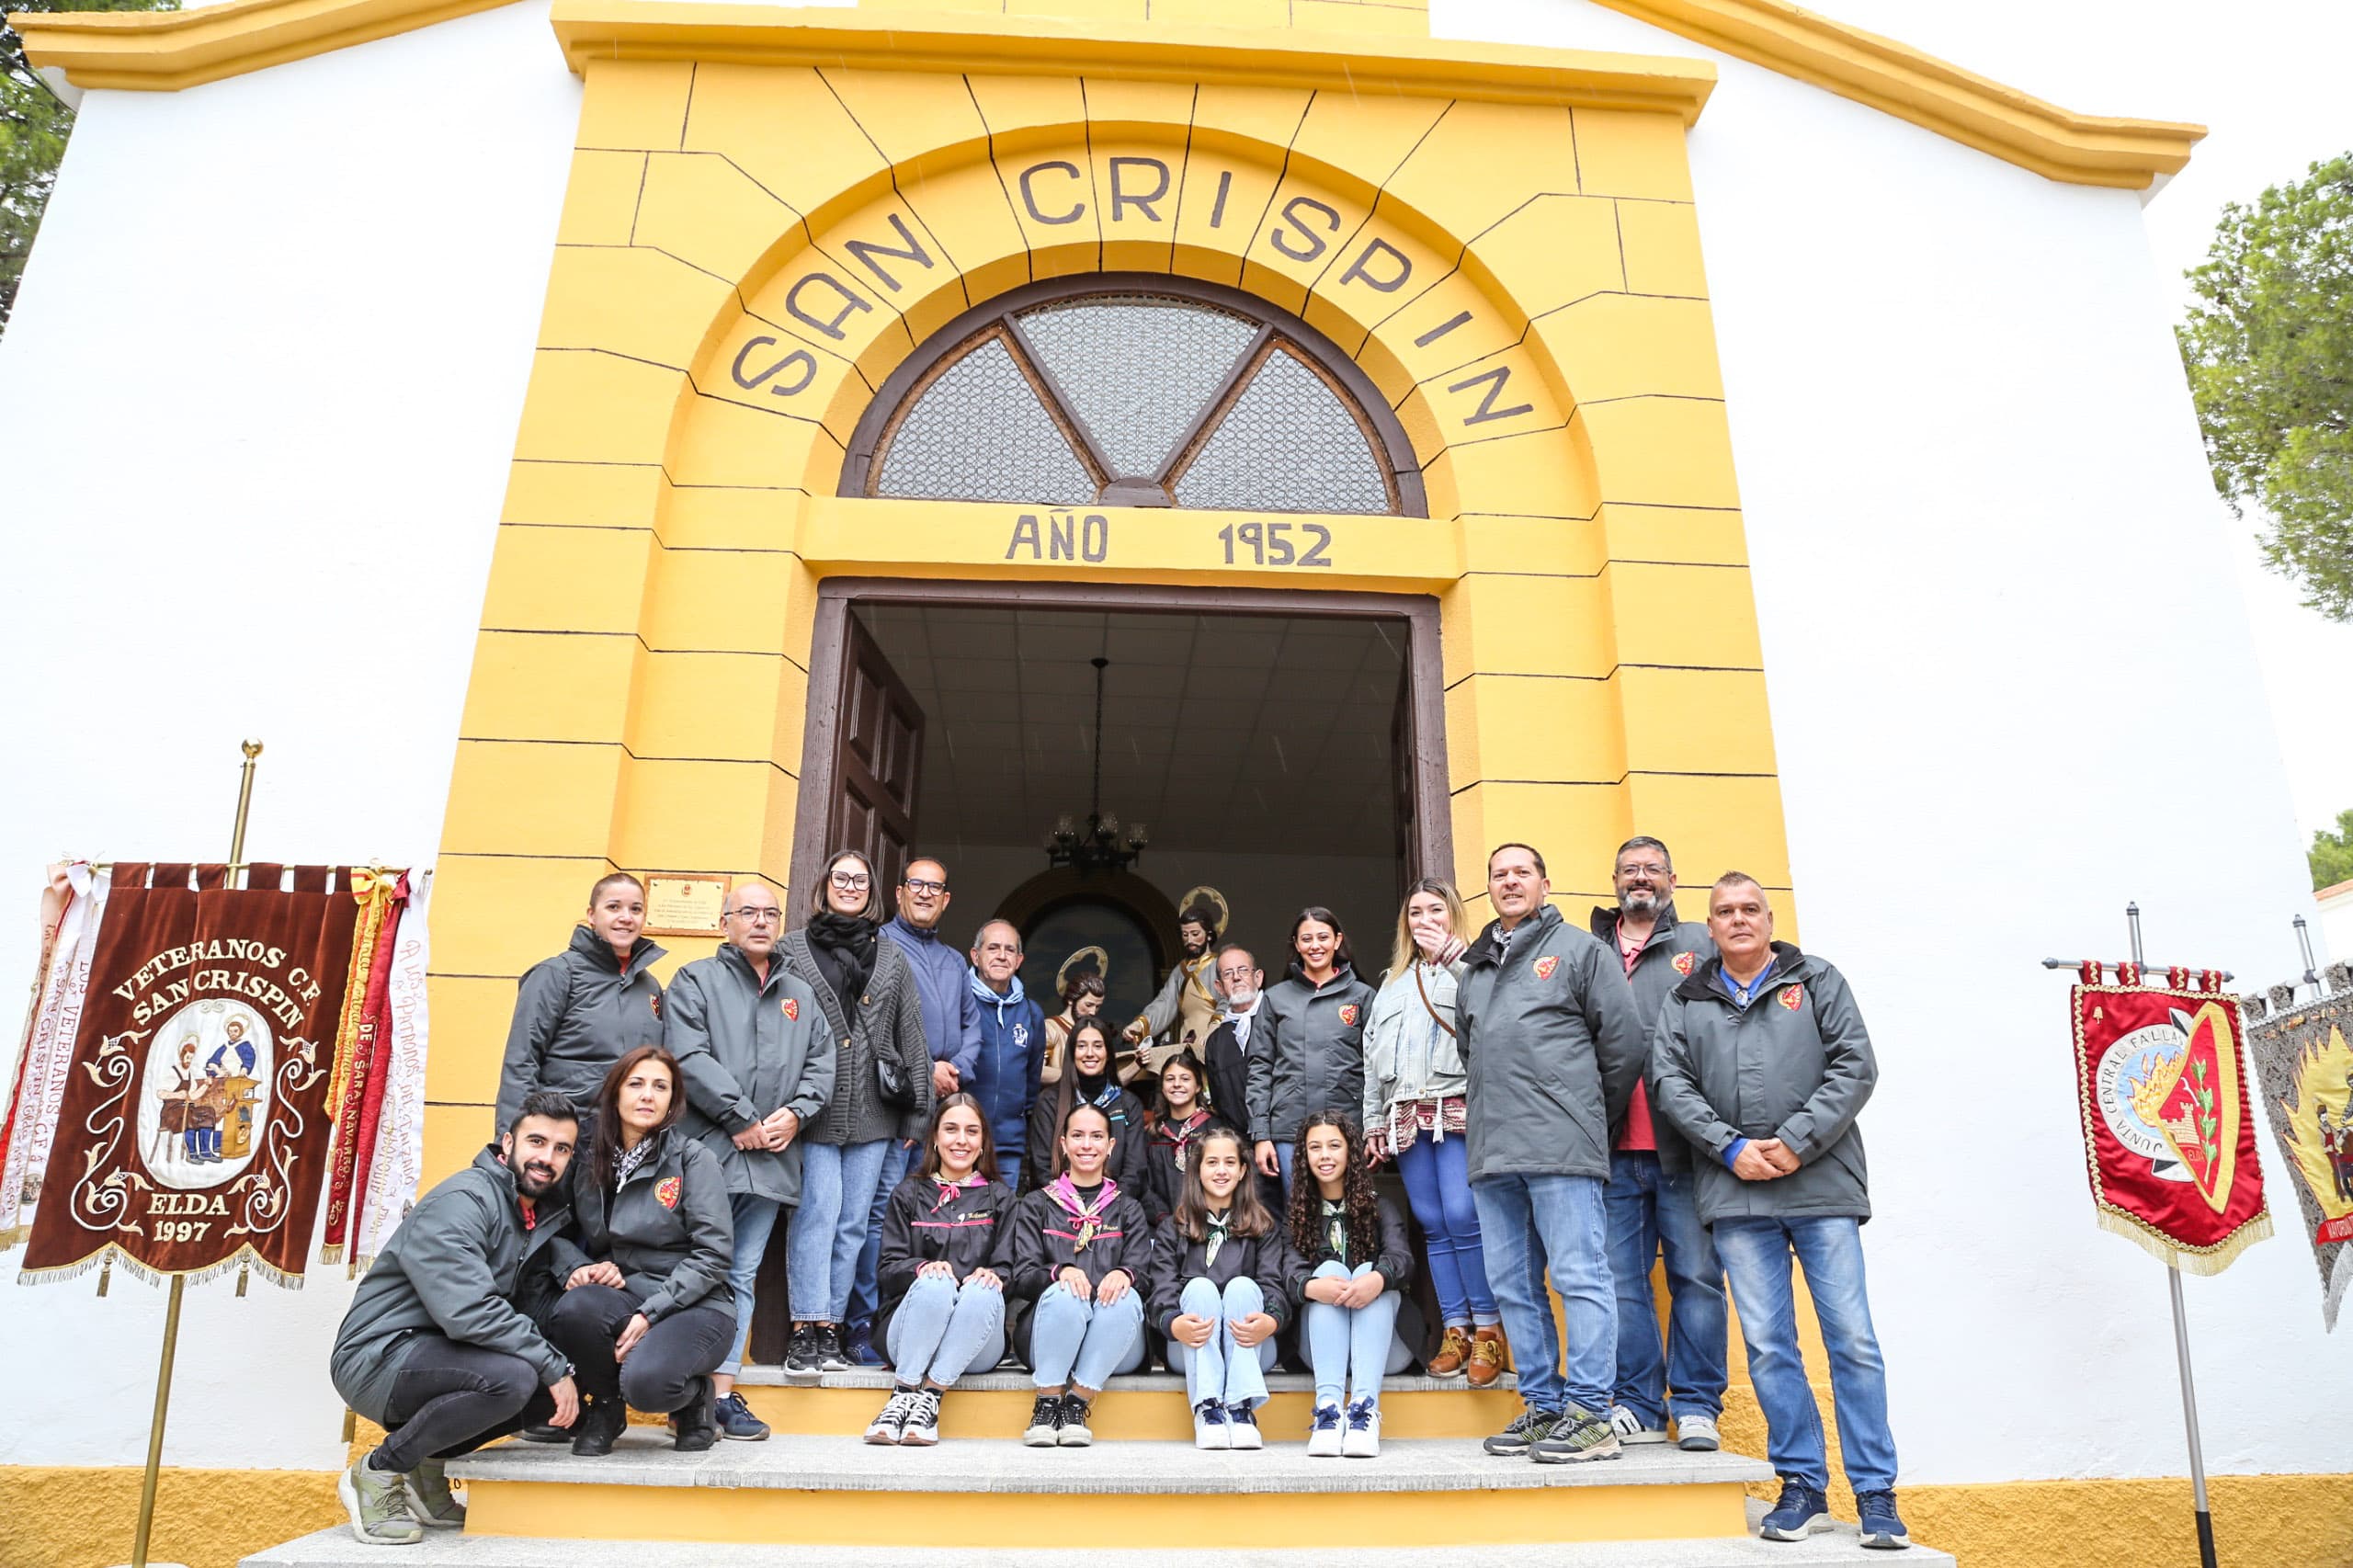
[{"xmin": 1411, "ymin": 963, "xmax": 1457, "ymax": 1039}]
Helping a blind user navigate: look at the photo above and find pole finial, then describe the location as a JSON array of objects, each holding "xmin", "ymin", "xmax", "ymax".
[{"xmin": 241, "ymin": 739, "xmax": 264, "ymax": 760}]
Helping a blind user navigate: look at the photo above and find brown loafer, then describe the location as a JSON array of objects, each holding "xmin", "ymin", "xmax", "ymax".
[
  {"xmin": 1467, "ymin": 1324, "xmax": 1506, "ymax": 1389},
  {"xmin": 1427, "ymin": 1325, "xmax": 1472, "ymax": 1379}
]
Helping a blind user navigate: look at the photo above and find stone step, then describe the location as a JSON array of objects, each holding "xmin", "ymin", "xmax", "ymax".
[
  {"xmin": 446, "ymin": 1429, "xmax": 1772, "ymax": 1548},
  {"xmin": 734, "ymin": 1366, "xmax": 1525, "ymax": 1440}
]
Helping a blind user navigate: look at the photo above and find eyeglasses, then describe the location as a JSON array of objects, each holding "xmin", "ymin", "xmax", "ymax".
[
  {"xmin": 1616, "ymin": 864, "xmax": 1670, "ymax": 880},
  {"xmin": 730, "ymin": 907, "xmax": 781, "ymax": 925},
  {"xmin": 828, "ymin": 872, "xmax": 871, "ymax": 891},
  {"xmin": 1217, "ymin": 966, "xmax": 1257, "ymax": 983},
  {"xmin": 902, "ymin": 877, "xmax": 948, "ymax": 896}
]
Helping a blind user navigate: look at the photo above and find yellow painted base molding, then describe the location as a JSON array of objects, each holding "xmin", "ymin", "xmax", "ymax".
[
  {"xmin": 1902, "ymin": 1471, "xmax": 2353, "ymax": 1568},
  {"xmin": 0, "ymin": 1464, "xmax": 339, "ymax": 1568}
]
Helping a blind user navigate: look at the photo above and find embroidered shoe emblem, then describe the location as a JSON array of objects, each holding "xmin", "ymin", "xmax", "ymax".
[
  {"xmin": 655, "ymin": 1176, "xmax": 682, "ymax": 1210},
  {"xmin": 782, "ymin": 998, "xmax": 799, "ymax": 1021},
  {"xmin": 1673, "ymin": 952, "xmax": 1697, "ymax": 977},
  {"xmin": 1338, "ymin": 1004, "xmax": 1361, "ymax": 1027},
  {"xmin": 1533, "ymin": 955, "xmax": 1561, "ymax": 981},
  {"xmin": 1778, "ymin": 984, "xmax": 1803, "ymax": 1011}
]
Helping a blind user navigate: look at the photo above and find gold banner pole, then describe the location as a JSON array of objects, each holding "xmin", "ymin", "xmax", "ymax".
[{"xmin": 122, "ymin": 740, "xmax": 262, "ymax": 1568}]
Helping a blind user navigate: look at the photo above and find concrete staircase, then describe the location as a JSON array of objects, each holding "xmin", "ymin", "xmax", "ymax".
[{"xmin": 243, "ymin": 1370, "xmax": 1952, "ymax": 1566}]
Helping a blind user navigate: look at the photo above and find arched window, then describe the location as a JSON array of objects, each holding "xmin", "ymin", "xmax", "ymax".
[{"xmin": 842, "ymin": 276, "xmax": 1424, "ymax": 516}]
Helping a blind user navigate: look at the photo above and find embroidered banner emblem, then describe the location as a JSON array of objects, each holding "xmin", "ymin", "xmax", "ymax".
[
  {"xmin": 1673, "ymin": 951, "xmax": 1697, "ymax": 977},
  {"xmin": 1778, "ymin": 984, "xmax": 1803, "ymax": 1011},
  {"xmin": 1532, "ymin": 955, "xmax": 1560, "ymax": 981},
  {"xmin": 781, "ymin": 998, "xmax": 799, "ymax": 1022},
  {"xmin": 1337, "ymin": 1004, "xmax": 1360, "ymax": 1028},
  {"xmin": 654, "ymin": 1176, "xmax": 681, "ymax": 1211}
]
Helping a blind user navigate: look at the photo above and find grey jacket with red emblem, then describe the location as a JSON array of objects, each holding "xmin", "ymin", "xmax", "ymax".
[
  {"xmin": 495, "ymin": 925, "xmax": 667, "ymax": 1135},
  {"xmin": 551, "ymin": 1125, "xmax": 736, "ymax": 1323},
  {"xmin": 666, "ymin": 943, "xmax": 836, "ymax": 1206},
  {"xmin": 1246, "ymin": 961, "xmax": 1376, "ymax": 1147},
  {"xmin": 1589, "ymin": 900, "xmax": 1716, "ymax": 1172}
]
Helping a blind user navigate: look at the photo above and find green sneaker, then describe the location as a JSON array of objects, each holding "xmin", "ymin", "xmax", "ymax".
[
  {"xmin": 402, "ymin": 1456, "xmax": 465, "ymax": 1529},
  {"xmin": 1482, "ymin": 1405, "xmax": 1560, "ymax": 1457},
  {"xmin": 339, "ymin": 1457, "xmax": 423, "ymax": 1545},
  {"xmin": 1530, "ymin": 1405, "xmax": 1623, "ymax": 1464}
]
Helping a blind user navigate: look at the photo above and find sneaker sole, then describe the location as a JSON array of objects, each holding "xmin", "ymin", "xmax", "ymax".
[
  {"xmin": 1022, "ymin": 1429, "xmax": 1061, "ymax": 1448},
  {"xmin": 1481, "ymin": 1441, "xmax": 1533, "ymax": 1457},
  {"xmin": 400, "ymin": 1480, "xmax": 464, "ymax": 1531},
  {"xmin": 1859, "ymin": 1532, "xmax": 1911, "ymax": 1551},
  {"xmin": 1677, "ymin": 1434, "xmax": 1721, "ymax": 1451},
  {"xmin": 721, "ymin": 1426, "xmax": 771, "ymax": 1442},
  {"xmin": 782, "ymin": 1366, "xmax": 824, "ymax": 1386},
  {"xmin": 864, "ymin": 1429, "xmax": 905, "ymax": 1446},
  {"xmin": 1531, "ymin": 1437, "xmax": 1624, "ymax": 1465},
  {"xmin": 1760, "ymin": 1517, "xmax": 1833, "ymax": 1541},
  {"xmin": 900, "ymin": 1429, "xmax": 939, "ymax": 1448},
  {"xmin": 339, "ymin": 1470, "xmax": 422, "ymax": 1548},
  {"xmin": 1057, "ymin": 1430, "xmax": 1094, "ymax": 1447},
  {"xmin": 1615, "ymin": 1430, "xmax": 1672, "ymax": 1445}
]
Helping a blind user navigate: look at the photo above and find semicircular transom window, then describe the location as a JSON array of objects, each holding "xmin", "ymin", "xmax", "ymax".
[{"xmin": 854, "ymin": 281, "xmax": 1419, "ymax": 516}]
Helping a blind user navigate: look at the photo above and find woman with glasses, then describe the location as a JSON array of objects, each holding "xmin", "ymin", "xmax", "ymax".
[{"xmin": 778, "ymin": 849, "xmax": 933, "ymax": 1381}]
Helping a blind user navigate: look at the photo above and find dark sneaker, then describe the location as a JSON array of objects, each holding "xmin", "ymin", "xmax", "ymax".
[
  {"xmin": 517, "ymin": 1421, "xmax": 569, "ymax": 1443},
  {"xmin": 844, "ymin": 1319, "xmax": 887, "ymax": 1368},
  {"xmin": 1530, "ymin": 1406, "xmax": 1622, "ymax": 1464},
  {"xmin": 1022, "ymin": 1392, "xmax": 1064, "ymax": 1447},
  {"xmin": 1057, "ymin": 1393, "xmax": 1095, "ymax": 1447},
  {"xmin": 782, "ymin": 1322, "xmax": 824, "ymax": 1385},
  {"xmin": 815, "ymin": 1322, "xmax": 852, "ymax": 1372},
  {"xmin": 401, "ymin": 1457, "xmax": 464, "ymax": 1529},
  {"xmin": 672, "ymin": 1378, "xmax": 719, "ymax": 1452},
  {"xmin": 1482, "ymin": 1405, "xmax": 1560, "ymax": 1457},
  {"xmin": 1759, "ymin": 1479, "xmax": 1833, "ymax": 1541},
  {"xmin": 339, "ymin": 1458, "xmax": 422, "ymax": 1546},
  {"xmin": 569, "ymin": 1395, "xmax": 627, "ymax": 1458},
  {"xmin": 714, "ymin": 1391, "xmax": 770, "ymax": 1441},
  {"xmin": 900, "ymin": 1388, "xmax": 942, "ymax": 1447},
  {"xmin": 1856, "ymin": 1490, "xmax": 1911, "ymax": 1551}
]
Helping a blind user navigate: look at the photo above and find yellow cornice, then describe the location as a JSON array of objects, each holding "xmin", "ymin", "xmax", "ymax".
[
  {"xmin": 6, "ymin": 0, "xmax": 517, "ymax": 91},
  {"xmin": 548, "ymin": 4, "xmax": 1715, "ymax": 116},
  {"xmin": 1585, "ymin": 0, "xmax": 2202, "ymax": 188}
]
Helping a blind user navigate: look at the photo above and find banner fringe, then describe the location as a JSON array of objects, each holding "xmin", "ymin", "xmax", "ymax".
[
  {"xmin": 318, "ymin": 1244, "xmax": 345, "ymax": 1265},
  {"xmin": 16, "ymin": 1239, "xmax": 311, "ymax": 1292},
  {"xmin": 2095, "ymin": 1209, "xmax": 2274, "ymax": 1277}
]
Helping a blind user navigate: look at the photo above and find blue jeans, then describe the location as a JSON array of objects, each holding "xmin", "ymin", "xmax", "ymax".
[
  {"xmin": 1471, "ymin": 1172, "xmax": 1615, "ymax": 1416},
  {"xmin": 1604, "ymin": 1151, "xmax": 1728, "ymax": 1425},
  {"xmin": 849, "ymin": 1139, "xmax": 915, "ymax": 1327},
  {"xmin": 1302, "ymin": 1260, "xmax": 1406, "ymax": 1408},
  {"xmin": 1173, "ymin": 1275, "xmax": 1278, "ymax": 1410},
  {"xmin": 884, "ymin": 1272, "xmax": 1006, "ymax": 1388},
  {"xmin": 1713, "ymin": 1216, "xmax": 1899, "ymax": 1494},
  {"xmin": 720, "ymin": 1192, "xmax": 784, "ymax": 1378},
  {"xmin": 789, "ymin": 1139, "xmax": 891, "ymax": 1322},
  {"xmin": 1028, "ymin": 1282, "xmax": 1145, "ymax": 1391},
  {"xmin": 1395, "ymin": 1133, "xmax": 1497, "ymax": 1326},
  {"xmin": 1275, "ymin": 1142, "xmax": 1296, "ymax": 1193}
]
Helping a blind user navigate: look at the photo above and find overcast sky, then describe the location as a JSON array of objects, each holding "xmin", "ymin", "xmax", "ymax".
[{"xmin": 1801, "ymin": 2, "xmax": 2353, "ymax": 844}]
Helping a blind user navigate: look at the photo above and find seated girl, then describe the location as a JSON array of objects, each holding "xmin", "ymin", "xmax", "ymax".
[
  {"xmin": 1286, "ymin": 1109, "xmax": 1416, "ymax": 1459},
  {"xmin": 1147, "ymin": 1125, "xmax": 1293, "ymax": 1449},
  {"xmin": 1139, "ymin": 1050, "xmax": 1231, "ymax": 1224},
  {"xmin": 867, "ymin": 1093, "xmax": 1019, "ymax": 1447},
  {"xmin": 999, "ymin": 1102, "xmax": 1152, "ymax": 1448},
  {"xmin": 1024, "ymin": 1018, "xmax": 1148, "ymax": 1195},
  {"xmin": 547, "ymin": 1046, "xmax": 737, "ymax": 1456}
]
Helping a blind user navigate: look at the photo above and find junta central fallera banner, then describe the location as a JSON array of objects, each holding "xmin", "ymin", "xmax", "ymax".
[{"xmin": 19, "ymin": 865, "xmax": 360, "ymax": 1288}]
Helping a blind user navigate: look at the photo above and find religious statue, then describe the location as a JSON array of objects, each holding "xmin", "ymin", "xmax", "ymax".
[
  {"xmin": 1122, "ymin": 887, "xmax": 1228, "ymax": 1082},
  {"xmin": 1040, "ymin": 947, "xmax": 1108, "ymax": 1088}
]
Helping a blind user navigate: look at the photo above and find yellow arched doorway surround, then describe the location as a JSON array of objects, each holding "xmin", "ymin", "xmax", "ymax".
[{"xmin": 422, "ymin": 7, "xmax": 1793, "ymax": 1180}]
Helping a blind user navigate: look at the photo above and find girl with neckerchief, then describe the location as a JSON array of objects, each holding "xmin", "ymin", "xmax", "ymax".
[
  {"xmin": 1286, "ymin": 1109, "xmax": 1416, "ymax": 1459},
  {"xmin": 1138, "ymin": 1050, "xmax": 1230, "ymax": 1224},
  {"xmin": 1024, "ymin": 1018, "xmax": 1148, "ymax": 1195},
  {"xmin": 865, "ymin": 1093, "xmax": 1018, "ymax": 1447},
  {"xmin": 1362, "ymin": 877, "xmax": 1503, "ymax": 1385},
  {"xmin": 1146, "ymin": 1125, "xmax": 1293, "ymax": 1449},
  {"xmin": 998, "ymin": 1102, "xmax": 1152, "ymax": 1447}
]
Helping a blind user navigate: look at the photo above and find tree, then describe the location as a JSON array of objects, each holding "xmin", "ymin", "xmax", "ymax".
[
  {"xmin": 2, "ymin": 0, "xmax": 176, "ymax": 333},
  {"xmin": 2313, "ymin": 808, "xmax": 2353, "ymax": 892},
  {"xmin": 2177, "ymin": 154, "xmax": 2353, "ymax": 622}
]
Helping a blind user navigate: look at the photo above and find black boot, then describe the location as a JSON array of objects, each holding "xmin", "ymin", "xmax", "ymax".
[
  {"xmin": 672, "ymin": 1378, "xmax": 719, "ymax": 1453},
  {"xmin": 570, "ymin": 1395, "xmax": 627, "ymax": 1457}
]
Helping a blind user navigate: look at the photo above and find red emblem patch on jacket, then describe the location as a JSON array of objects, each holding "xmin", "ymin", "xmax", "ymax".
[
  {"xmin": 1533, "ymin": 954, "xmax": 1561, "ymax": 981},
  {"xmin": 650, "ymin": 994, "xmax": 661, "ymax": 1017},
  {"xmin": 1672, "ymin": 951, "xmax": 1697, "ymax": 977},
  {"xmin": 782, "ymin": 998, "xmax": 799, "ymax": 1022},
  {"xmin": 1338, "ymin": 1004, "xmax": 1361, "ymax": 1028},
  {"xmin": 1778, "ymin": 984, "xmax": 1803, "ymax": 1011},
  {"xmin": 654, "ymin": 1176, "xmax": 681, "ymax": 1210}
]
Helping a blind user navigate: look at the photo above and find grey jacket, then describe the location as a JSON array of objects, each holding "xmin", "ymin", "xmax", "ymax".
[
  {"xmin": 1589, "ymin": 902, "xmax": 1717, "ymax": 1172},
  {"xmin": 1362, "ymin": 959, "xmax": 1468, "ymax": 1141},
  {"xmin": 551, "ymin": 1125, "xmax": 735, "ymax": 1322},
  {"xmin": 1457, "ymin": 903, "xmax": 1646, "ymax": 1183},
  {"xmin": 1648, "ymin": 943, "xmax": 1877, "ymax": 1225},
  {"xmin": 667, "ymin": 944, "xmax": 836, "ymax": 1205},
  {"xmin": 1246, "ymin": 961, "xmax": 1375, "ymax": 1145},
  {"xmin": 496, "ymin": 926, "xmax": 667, "ymax": 1133},
  {"xmin": 782, "ymin": 928, "xmax": 934, "ymax": 1146},
  {"xmin": 329, "ymin": 1146, "xmax": 574, "ymax": 1424}
]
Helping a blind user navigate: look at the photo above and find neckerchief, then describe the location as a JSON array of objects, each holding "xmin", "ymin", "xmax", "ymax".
[
  {"xmin": 1322, "ymin": 1197, "xmax": 1349, "ymax": 1265},
  {"xmin": 615, "ymin": 1136, "xmax": 656, "ymax": 1189},
  {"xmin": 1161, "ymin": 1108, "xmax": 1210, "ymax": 1173},
  {"xmin": 1078, "ymin": 1074, "xmax": 1121, "ymax": 1110},
  {"xmin": 930, "ymin": 1169, "xmax": 985, "ymax": 1212},
  {"xmin": 968, "ymin": 967, "xmax": 1029, "ymax": 1017},
  {"xmin": 1203, "ymin": 1205, "xmax": 1232, "ymax": 1267},
  {"xmin": 1046, "ymin": 1173, "xmax": 1121, "ymax": 1253}
]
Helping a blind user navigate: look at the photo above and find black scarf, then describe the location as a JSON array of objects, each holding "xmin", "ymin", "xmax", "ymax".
[{"xmin": 806, "ymin": 911, "xmax": 879, "ymax": 1014}]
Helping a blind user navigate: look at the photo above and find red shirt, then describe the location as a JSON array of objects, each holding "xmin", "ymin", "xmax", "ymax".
[{"xmin": 1614, "ymin": 925, "xmax": 1656, "ymax": 1152}]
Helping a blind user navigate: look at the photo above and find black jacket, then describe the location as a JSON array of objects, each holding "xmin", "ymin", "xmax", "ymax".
[
  {"xmin": 1025, "ymin": 1079, "xmax": 1150, "ymax": 1195},
  {"xmin": 873, "ymin": 1172, "xmax": 1019, "ymax": 1346},
  {"xmin": 1283, "ymin": 1190, "xmax": 1415, "ymax": 1302},
  {"xmin": 495, "ymin": 926, "xmax": 666, "ymax": 1133},
  {"xmin": 1200, "ymin": 1014, "xmax": 1256, "ymax": 1135},
  {"xmin": 995, "ymin": 1178, "xmax": 1153, "ymax": 1365},
  {"xmin": 551, "ymin": 1126, "xmax": 735, "ymax": 1324},
  {"xmin": 1138, "ymin": 1109, "xmax": 1238, "ymax": 1223},
  {"xmin": 1145, "ymin": 1210, "xmax": 1296, "ymax": 1338}
]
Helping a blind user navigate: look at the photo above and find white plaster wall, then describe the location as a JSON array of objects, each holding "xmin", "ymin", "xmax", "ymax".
[
  {"xmin": 1433, "ymin": 0, "xmax": 2344, "ymax": 1491},
  {"xmin": 0, "ymin": 1, "xmax": 580, "ymax": 1468}
]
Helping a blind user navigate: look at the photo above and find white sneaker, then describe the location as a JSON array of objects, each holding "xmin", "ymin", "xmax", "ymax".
[
  {"xmin": 1225, "ymin": 1403, "xmax": 1263, "ymax": 1450},
  {"xmin": 1341, "ymin": 1397, "xmax": 1381, "ymax": 1459},
  {"xmin": 1676, "ymin": 1413, "xmax": 1721, "ymax": 1451},
  {"xmin": 1193, "ymin": 1400, "xmax": 1232, "ymax": 1450},
  {"xmin": 1608, "ymin": 1403, "xmax": 1669, "ymax": 1444},
  {"xmin": 1306, "ymin": 1402, "xmax": 1345, "ymax": 1458},
  {"xmin": 865, "ymin": 1388, "xmax": 919, "ymax": 1445}
]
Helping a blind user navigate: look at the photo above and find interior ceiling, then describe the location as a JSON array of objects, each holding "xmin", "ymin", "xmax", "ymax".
[{"xmin": 853, "ymin": 605, "xmax": 1406, "ymax": 858}]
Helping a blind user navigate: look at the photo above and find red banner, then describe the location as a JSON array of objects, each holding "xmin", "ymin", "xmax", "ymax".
[
  {"xmin": 19, "ymin": 867, "xmax": 360, "ymax": 1288},
  {"xmin": 2072, "ymin": 976, "xmax": 2271, "ymax": 1275}
]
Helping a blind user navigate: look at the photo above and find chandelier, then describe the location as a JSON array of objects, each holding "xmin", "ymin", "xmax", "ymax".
[{"xmin": 1045, "ymin": 655, "xmax": 1149, "ymax": 874}]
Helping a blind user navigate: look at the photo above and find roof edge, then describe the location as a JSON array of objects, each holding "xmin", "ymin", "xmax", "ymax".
[
  {"xmin": 8, "ymin": 0, "xmax": 518, "ymax": 91},
  {"xmin": 1586, "ymin": 0, "xmax": 2203, "ymax": 188}
]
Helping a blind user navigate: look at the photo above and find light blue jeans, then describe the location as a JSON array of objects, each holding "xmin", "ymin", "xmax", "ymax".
[
  {"xmin": 1712, "ymin": 1216, "xmax": 1899, "ymax": 1494},
  {"xmin": 1302, "ymin": 1260, "xmax": 1406, "ymax": 1409},
  {"xmin": 1604, "ymin": 1151, "xmax": 1728, "ymax": 1426},
  {"xmin": 884, "ymin": 1272, "xmax": 1006, "ymax": 1388},
  {"xmin": 720, "ymin": 1192, "xmax": 784, "ymax": 1377},
  {"xmin": 789, "ymin": 1139, "xmax": 891, "ymax": 1322},
  {"xmin": 1471, "ymin": 1172, "xmax": 1615, "ymax": 1416},
  {"xmin": 849, "ymin": 1139, "xmax": 916, "ymax": 1327},
  {"xmin": 1172, "ymin": 1275, "xmax": 1278, "ymax": 1410},
  {"xmin": 1028, "ymin": 1282, "xmax": 1145, "ymax": 1391}
]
